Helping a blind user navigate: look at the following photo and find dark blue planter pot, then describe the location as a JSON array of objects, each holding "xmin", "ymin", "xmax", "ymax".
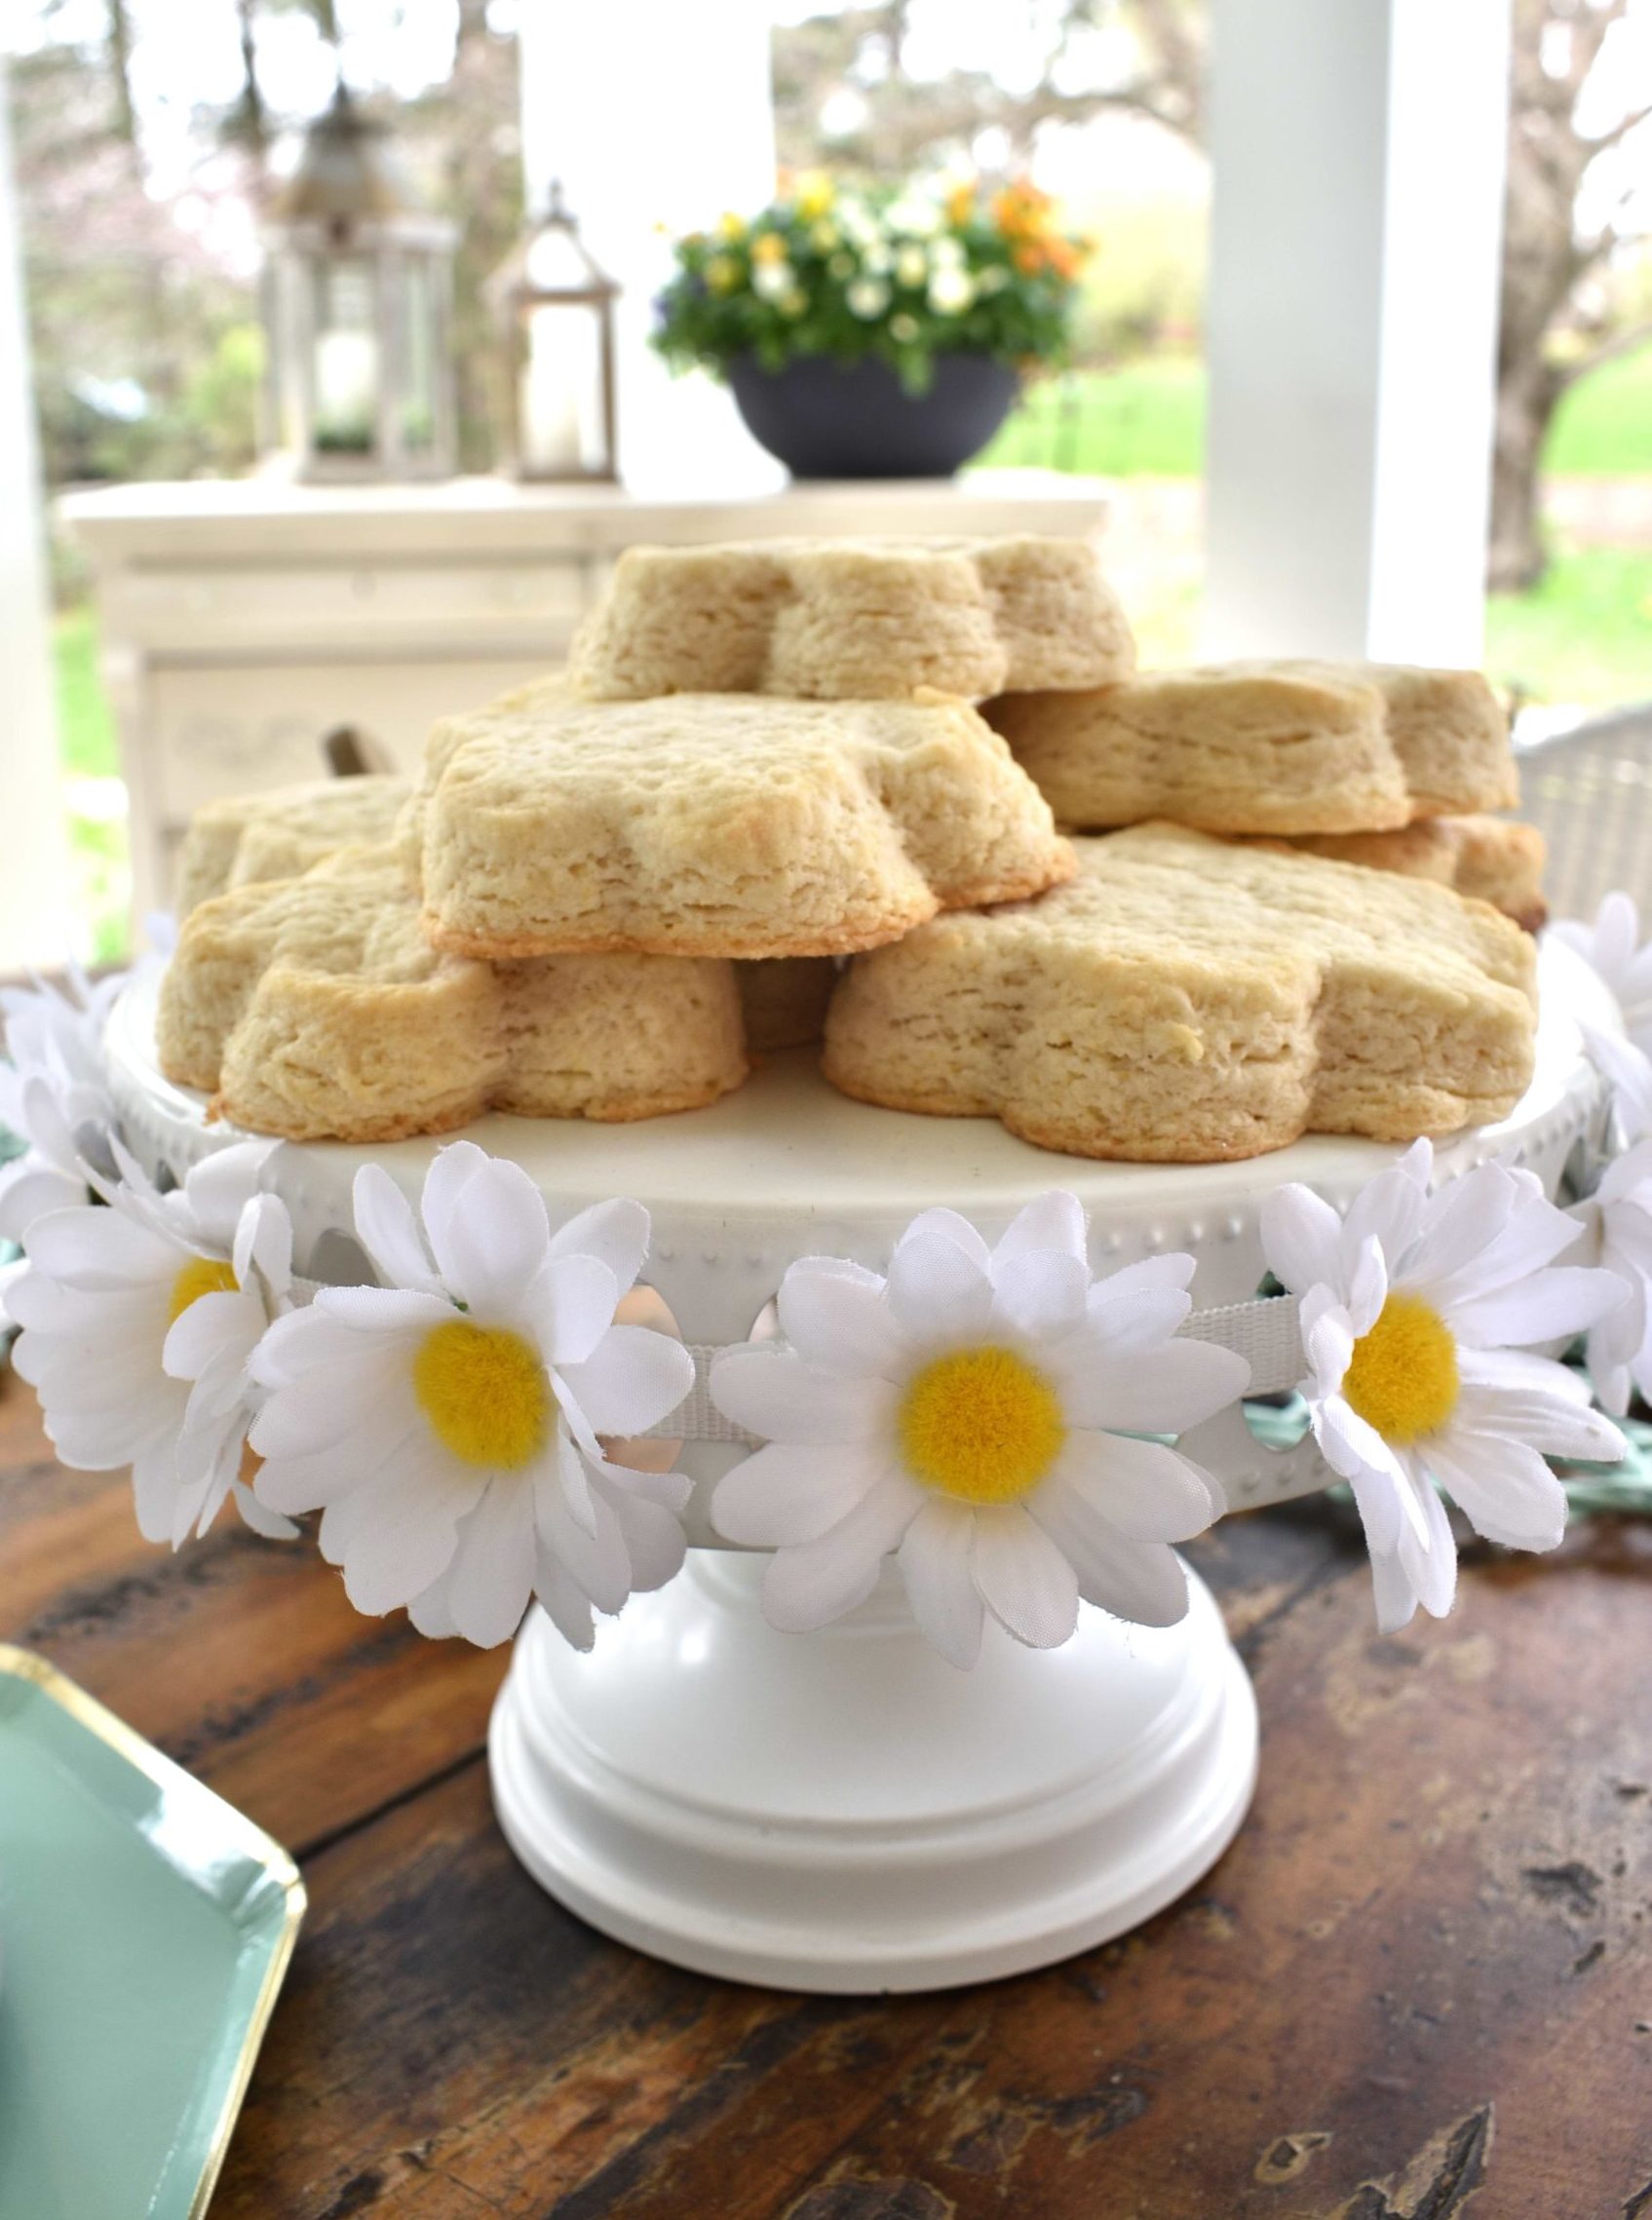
[{"xmin": 727, "ymin": 351, "xmax": 1020, "ymax": 480}]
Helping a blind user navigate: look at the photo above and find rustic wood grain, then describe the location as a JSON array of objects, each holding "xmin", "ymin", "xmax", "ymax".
[{"xmin": 6, "ymin": 1366, "xmax": 1652, "ymax": 2218}]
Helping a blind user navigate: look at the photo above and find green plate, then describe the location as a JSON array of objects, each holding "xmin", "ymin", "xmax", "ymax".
[{"xmin": 0, "ymin": 1645, "xmax": 304, "ymax": 2219}]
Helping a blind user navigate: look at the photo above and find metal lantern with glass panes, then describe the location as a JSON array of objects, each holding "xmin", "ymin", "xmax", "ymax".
[
  {"xmin": 488, "ymin": 183, "xmax": 619, "ymax": 481},
  {"xmin": 261, "ymin": 85, "xmax": 457, "ymax": 482}
]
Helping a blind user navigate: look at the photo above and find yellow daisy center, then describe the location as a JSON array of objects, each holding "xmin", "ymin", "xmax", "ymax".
[
  {"xmin": 412, "ymin": 1321, "xmax": 550, "ymax": 1472},
  {"xmin": 168, "ymin": 1255, "xmax": 238, "ymax": 1324},
  {"xmin": 898, "ymin": 1345, "xmax": 1066, "ymax": 1506},
  {"xmin": 1341, "ymin": 1292, "xmax": 1460, "ymax": 1445}
]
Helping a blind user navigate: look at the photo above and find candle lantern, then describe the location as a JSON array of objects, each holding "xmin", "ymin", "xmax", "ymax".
[
  {"xmin": 488, "ymin": 184, "xmax": 619, "ymax": 482},
  {"xmin": 261, "ymin": 85, "xmax": 457, "ymax": 482}
]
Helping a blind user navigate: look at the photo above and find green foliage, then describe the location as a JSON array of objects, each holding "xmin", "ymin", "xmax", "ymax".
[
  {"xmin": 1486, "ymin": 546, "xmax": 1652, "ymax": 708},
  {"xmin": 653, "ymin": 175, "xmax": 1090, "ymax": 395},
  {"xmin": 981, "ymin": 356, "xmax": 1205, "ymax": 475},
  {"xmin": 54, "ymin": 611, "xmax": 118, "ymax": 781},
  {"xmin": 1547, "ymin": 344, "xmax": 1652, "ymax": 476}
]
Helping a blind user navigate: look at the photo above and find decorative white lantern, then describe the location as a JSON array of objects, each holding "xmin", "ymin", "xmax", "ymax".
[
  {"xmin": 261, "ymin": 86, "xmax": 457, "ymax": 483},
  {"xmin": 488, "ymin": 184, "xmax": 619, "ymax": 482}
]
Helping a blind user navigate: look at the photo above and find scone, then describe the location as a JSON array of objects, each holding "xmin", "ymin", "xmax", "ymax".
[
  {"xmin": 568, "ymin": 536, "xmax": 1134, "ymax": 702},
  {"xmin": 986, "ymin": 661, "xmax": 1517, "ymax": 835},
  {"xmin": 824, "ymin": 823, "xmax": 1536, "ymax": 1164},
  {"xmin": 414, "ymin": 680, "xmax": 1074, "ymax": 961},
  {"xmin": 157, "ymin": 846, "xmax": 755, "ymax": 1141},
  {"xmin": 174, "ymin": 775, "xmax": 411, "ymax": 915},
  {"xmin": 1278, "ymin": 816, "xmax": 1545, "ymax": 931}
]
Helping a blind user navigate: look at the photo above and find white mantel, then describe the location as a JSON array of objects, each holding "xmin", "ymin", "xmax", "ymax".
[{"xmin": 60, "ymin": 471, "xmax": 1109, "ymax": 926}]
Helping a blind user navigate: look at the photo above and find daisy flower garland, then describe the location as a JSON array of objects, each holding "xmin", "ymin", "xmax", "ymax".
[
  {"xmin": 9, "ymin": 1139, "xmax": 298, "ymax": 1545},
  {"xmin": 0, "ymin": 965, "xmax": 127, "ymax": 1243},
  {"xmin": 709, "ymin": 1194, "xmax": 1249, "ymax": 1669},
  {"xmin": 1260, "ymin": 1141, "xmax": 1630, "ymax": 1634},
  {"xmin": 249, "ymin": 1142, "xmax": 695, "ymax": 1651}
]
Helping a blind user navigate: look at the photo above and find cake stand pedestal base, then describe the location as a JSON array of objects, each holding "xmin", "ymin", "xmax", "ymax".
[{"xmin": 489, "ymin": 1550, "xmax": 1257, "ymax": 1993}]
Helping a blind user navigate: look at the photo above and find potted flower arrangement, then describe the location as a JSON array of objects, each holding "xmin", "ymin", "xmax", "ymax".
[{"xmin": 653, "ymin": 172, "xmax": 1091, "ymax": 479}]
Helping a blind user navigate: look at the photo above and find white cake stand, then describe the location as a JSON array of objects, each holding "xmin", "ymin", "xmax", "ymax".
[{"xmin": 104, "ymin": 946, "xmax": 1603, "ymax": 1991}]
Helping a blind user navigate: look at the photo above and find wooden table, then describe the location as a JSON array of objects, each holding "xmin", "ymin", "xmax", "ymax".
[{"xmin": 5, "ymin": 1369, "xmax": 1651, "ymax": 2219}]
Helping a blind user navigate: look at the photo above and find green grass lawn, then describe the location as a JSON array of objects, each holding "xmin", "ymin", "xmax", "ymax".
[
  {"xmin": 983, "ymin": 342, "xmax": 1652, "ymax": 479},
  {"xmin": 1487, "ymin": 544, "xmax": 1652, "ymax": 708}
]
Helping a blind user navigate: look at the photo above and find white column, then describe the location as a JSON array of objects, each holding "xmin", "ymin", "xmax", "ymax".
[
  {"xmin": 1203, "ymin": 0, "xmax": 1511, "ymax": 666},
  {"xmin": 517, "ymin": 0, "xmax": 783, "ymax": 496},
  {"xmin": 0, "ymin": 52, "xmax": 74, "ymax": 971}
]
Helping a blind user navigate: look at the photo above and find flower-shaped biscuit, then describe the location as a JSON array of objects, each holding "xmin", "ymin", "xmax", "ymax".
[
  {"xmin": 157, "ymin": 845, "xmax": 831, "ymax": 1141},
  {"xmin": 413, "ymin": 680, "xmax": 1074, "ymax": 960},
  {"xmin": 824, "ymin": 823, "xmax": 1537, "ymax": 1162}
]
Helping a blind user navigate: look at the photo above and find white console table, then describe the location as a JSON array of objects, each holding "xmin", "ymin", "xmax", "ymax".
[{"xmin": 58, "ymin": 473, "xmax": 1108, "ymax": 922}]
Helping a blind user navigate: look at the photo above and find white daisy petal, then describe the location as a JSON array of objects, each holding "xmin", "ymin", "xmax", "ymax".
[
  {"xmin": 711, "ymin": 1441, "xmax": 879, "ymax": 1546},
  {"xmin": 1342, "ymin": 1159, "xmax": 1427, "ymax": 1271},
  {"xmin": 1396, "ymin": 1472, "xmax": 1457, "ymax": 1621},
  {"xmin": 1053, "ymin": 1337, "xmax": 1249, "ymax": 1435},
  {"xmin": 1345, "ymin": 1461, "xmax": 1404, "ymax": 1556},
  {"xmin": 897, "ymin": 1499, "xmax": 985, "ymax": 1669},
  {"xmin": 558, "ymin": 1324, "xmax": 693, "ymax": 1437},
  {"xmin": 1053, "ymin": 1429, "xmax": 1221, "ymax": 1543},
  {"xmin": 1367, "ymin": 1546, "xmax": 1421, "ymax": 1634},
  {"xmin": 993, "ymin": 1190, "xmax": 1086, "ymax": 1264},
  {"xmin": 444, "ymin": 1479, "xmax": 537, "ymax": 1647},
  {"xmin": 761, "ymin": 1469, "xmax": 923, "ymax": 1631},
  {"xmin": 24, "ymin": 1204, "xmax": 179, "ymax": 1287},
  {"xmin": 777, "ymin": 1259, "xmax": 902, "ymax": 1378},
  {"xmin": 1427, "ymin": 1433, "xmax": 1567, "ymax": 1552},
  {"xmin": 971, "ymin": 1505, "xmax": 1079, "ymax": 1649},
  {"xmin": 1090, "ymin": 1254, "xmax": 1196, "ymax": 1303},
  {"xmin": 1082, "ymin": 1282, "xmax": 1193, "ymax": 1352},
  {"xmin": 989, "ymin": 1249, "xmax": 1090, "ymax": 1345},
  {"xmin": 1259, "ymin": 1183, "xmax": 1344, "ymax": 1298},
  {"xmin": 232, "ymin": 1477, "xmax": 299, "ymax": 1541},
  {"xmin": 532, "ymin": 1554, "xmax": 596, "ymax": 1651},
  {"xmin": 527, "ymin": 1252, "xmax": 622, "ymax": 1369},
  {"xmin": 898, "ymin": 1207, "xmax": 991, "ymax": 1269},
  {"xmin": 438, "ymin": 1156, "xmax": 551, "ymax": 1314},
  {"xmin": 711, "ymin": 1347, "xmax": 891, "ymax": 1445},
  {"xmin": 415, "ymin": 1140, "xmax": 488, "ymax": 1286},
  {"xmin": 352, "ymin": 1163, "xmax": 441, "ymax": 1292},
  {"xmin": 314, "ymin": 1283, "xmax": 453, "ymax": 1335},
  {"xmin": 547, "ymin": 1196, "xmax": 649, "ymax": 1294},
  {"xmin": 601, "ymin": 1483, "xmax": 688, "ymax": 1592},
  {"xmin": 884, "ymin": 1229, "xmax": 992, "ymax": 1346},
  {"xmin": 1346, "ymin": 1235, "xmax": 1388, "ymax": 1339},
  {"xmin": 1446, "ymin": 1265, "xmax": 1627, "ymax": 1347}
]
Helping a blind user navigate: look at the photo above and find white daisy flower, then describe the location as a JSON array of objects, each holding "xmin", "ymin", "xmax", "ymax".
[
  {"xmin": 709, "ymin": 1194, "xmax": 1249, "ymax": 1669},
  {"xmin": 9, "ymin": 1139, "xmax": 297, "ymax": 1546},
  {"xmin": 249, "ymin": 1142, "xmax": 694, "ymax": 1651},
  {"xmin": 0, "ymin": 965, "xmax": 126, "ymax": 1241},
  {"xmin": 846, "ymin": 276, "xmax": 890, "ymax": 319},
  {"xmin": 1549, "ymin": 895, "xmax": 1652, "ymax": 1137},
  {"xmin": 1260, "ymin": 1140, "xmax": 1629, "ymax": 1634},
  {"xmin": 1568, "ymin": 1137, "xmax": 1652, "ymax": 1416}
]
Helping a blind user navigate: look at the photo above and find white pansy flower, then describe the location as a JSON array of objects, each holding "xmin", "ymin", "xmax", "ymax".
[
  {"xmin": 928, "ymin": 266, "xmax": 976, "ymax": 315},
  {"xmin": 846, "ymin": 276, "xmax": 890, "ymax": 319},
  {"xmin": 10, "ymin": 1139, "xmax": 297, "ymax": 1545},
  {"xmin": 752, "ymin": 257, "xmax": 796, "ymax": 301},
  {"xmin": 887, "ymin": 194, "xmax": 943, "ymax": 237},
  {"xmin": 1261, "ymin": 1141, "xmax": 1628, "ymax": 1633},
  {"xmin": 895, "ymin": 242, "xmax": 930, "ymax": 287},
  {"xmin": 0, "ymin": 965, "xmax": 126, "ymax": 1241},
  {"xmin": 1568, "ymin": 1138, "xmax": 1652, "ymax": 1415},
  {"xmin": 710, "ymin": 1194, "xmax": 1249, "ymax": 1669},
  {"xmin": 250, "ymin": 1142, "xmax": 694, "ymax": 1651}
]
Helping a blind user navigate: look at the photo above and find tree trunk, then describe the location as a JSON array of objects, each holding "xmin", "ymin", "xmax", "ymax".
[{"xmin": 1487, "ymin": 354, "xmax": 1562, "ymax": 593}]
